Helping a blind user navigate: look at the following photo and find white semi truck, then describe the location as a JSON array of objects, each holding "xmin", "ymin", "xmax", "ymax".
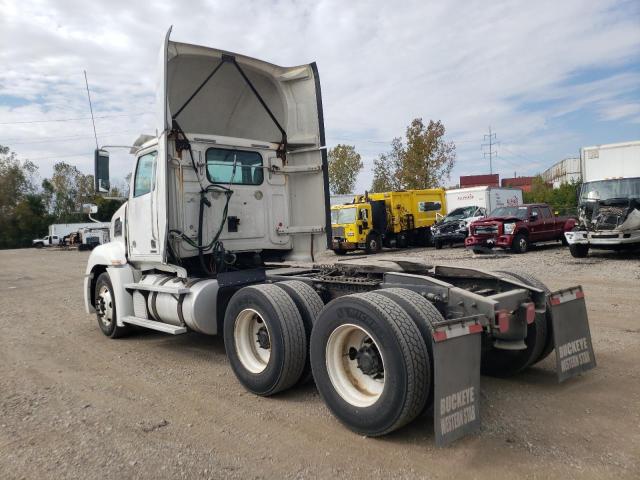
[
  {"xmin": 565, "ymin": 140, "xmax": 640, "ymax": 257},
  {"xmin": 85, "ymin": 29, "xmax": 595, "ymax": 445}
]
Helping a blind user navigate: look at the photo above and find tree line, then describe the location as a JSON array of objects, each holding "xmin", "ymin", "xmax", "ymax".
[
  {"xmin": 328, "ymin": 118, "xmax": 456, "ymax": 195},
  {"xmin": 0, "ymin": 144, "xmax": 125, "ymax": 249}
]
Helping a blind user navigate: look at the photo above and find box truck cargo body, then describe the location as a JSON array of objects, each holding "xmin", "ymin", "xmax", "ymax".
[{"xmin": 444, "ymin": 187, "xmax": 522, "ymax": 214}]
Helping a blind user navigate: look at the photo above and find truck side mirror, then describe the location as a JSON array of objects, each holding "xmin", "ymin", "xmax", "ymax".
[
  {"xmin": 82, "ymin": 203, "xmax": 98, "ymax": 214},
  {"xmin": 94, "ymin": 149, "xmax": 110, "ymax": 193}
]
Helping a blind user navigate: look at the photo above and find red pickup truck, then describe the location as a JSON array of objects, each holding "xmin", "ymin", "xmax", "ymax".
[{"xmin": 465, "ymin": 204, "xmax": 576, "ymax": 253}]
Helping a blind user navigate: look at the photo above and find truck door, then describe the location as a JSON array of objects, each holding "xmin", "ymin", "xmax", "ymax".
[
  {"xmin": 127, "ymin": 149, "xmax": 160, "ymax": 260},
  {"xmin": 528, "ymin": 207, "xmax": 543, "ymax": 241},
  {"xmin": 540, "ymin": 206, "xmax": 554, "ymax": 240}
]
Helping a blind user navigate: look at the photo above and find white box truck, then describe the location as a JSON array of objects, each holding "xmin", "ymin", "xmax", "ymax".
[
  {"xmin": 83, "ymin": 29, "xmax": 595, "ymax": 445},
  {"xmin": 432, "ymin": 187, "xmax": 523, "ymax": 248},
  {"xmin": 565, "ymin": 140, "xmax": 640, "ymax": 257}
]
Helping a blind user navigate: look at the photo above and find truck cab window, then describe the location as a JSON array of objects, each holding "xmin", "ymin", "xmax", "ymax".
[
  {"xmin": 133, "ymin": 151, "xmax": 158, "ymax": 197},
  {"xmin": 542, "ymin": 206, "xmax": 552, "ymax": 218},
  {"xmin": 206, "ymin": 148, "xmax": 263, "ymax": 185}
]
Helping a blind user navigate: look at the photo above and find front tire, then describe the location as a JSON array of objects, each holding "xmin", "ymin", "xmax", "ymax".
[
  {"xmin": 224, "ymin": 284, "xmax": 307, "ymax": 396},
  {"xmin": 310, "ymin": 292, "xmax": 429, "ymax": 436},
  {"xmin": 434, "ymin": 239, "xmax": 442, "ymax": 250},
  {"xmin": 365, "ymin": 233, "xmax": 382, "ymax": 254},
  {"xmin": 95, "ymin": 272, "xmax": 129, "ymax": 338},
  {"xmin": 569, "ymin": 244, "xmax": 589, "ymax": 258},
  {"xmin": 333, "ymin": 248, "xmax": 347, "ymax": 256},
  {"xmin": 511, "ymin": 233, "xmax": 529, "ymax": 254}
]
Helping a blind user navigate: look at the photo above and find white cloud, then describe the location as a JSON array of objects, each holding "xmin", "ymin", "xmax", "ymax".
[{"xmin": 0, "ymin": 0, "xmax": 638, "ymax": 191}]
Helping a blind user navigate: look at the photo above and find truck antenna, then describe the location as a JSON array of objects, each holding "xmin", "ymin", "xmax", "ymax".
[{"xmin": 84, "ymin": 70, "xmax": 99, "ymax": 150}]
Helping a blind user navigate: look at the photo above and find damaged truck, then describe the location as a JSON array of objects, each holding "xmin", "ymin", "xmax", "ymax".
[
  {"xmin": 84, "ymin": 29, "xmax": 596, "ymax": 446},
  {"xmin": 565, "ymin": 141, "xmax": 640, "ymax": 258}
]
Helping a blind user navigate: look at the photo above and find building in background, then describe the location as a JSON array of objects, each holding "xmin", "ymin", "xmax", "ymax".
[
  {"xmin": 501, "ymin": 176, "xmax": 535, "ymax": 192},
  {"xmin": 459, "ymin": 174, "xmax": 499, "ymax": 188},
  {"xmin": 542, "ymin": 157, "xmax": 581, "ymax": 188}
]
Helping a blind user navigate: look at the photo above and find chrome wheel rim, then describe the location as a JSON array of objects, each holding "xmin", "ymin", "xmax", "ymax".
[
  {"xmin": 326, "ymin": 324, "xmax": 385, "ymax": 407},
  {"xmin": 97, "ymin": 285, "xmax": 113, "ymax": 328},
  {"xmin": 234, "ymin": 308, "xmax": 271, "ymax": 373}
]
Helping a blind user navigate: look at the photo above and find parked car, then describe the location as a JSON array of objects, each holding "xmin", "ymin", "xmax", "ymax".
[
  {"xmin": 32, "ymin": 235, "xmax": 61, "ymax": 248},
  {"xmin": 465, "ymin": 204, "xmax": 576, "ymax": 253},
  {"xmin": 432, "ymin": 205, "xmax": 487, "ymax": 249}
]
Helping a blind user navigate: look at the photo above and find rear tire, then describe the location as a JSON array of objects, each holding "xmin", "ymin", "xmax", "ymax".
[
  {"xmin": 569, "ymin": 244, "xmax": 589, "ymax": 258},
  {"xmin": 333, "ymin": 248, "xmax": 347, "ymax": 256},
  {"xmin": 495, "ymin": 270, "xmax": 555, "ymax": 364},
  {"xmin": 224, "ymin": 284, "xmax": 306, "ymax": 396},
  {"xmin": 95, "ymin": 272, "xmax": 129, "ymax": 339},
  {"xmin": 310, "ymin": 292, "xmax": 429, "ymax": 436},
  {"xmin": 481, "ymin": 270, "xmax": 548, "ymax": 376},
  {"xmin": 274, "ymin": 280, "xmax": 324, "ymax": 384},
  {"xmin": 374, "ymin": 288, "xmax": 440, "ymax": 411}
]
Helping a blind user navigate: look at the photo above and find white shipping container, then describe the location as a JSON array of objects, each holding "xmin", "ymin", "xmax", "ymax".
[
  {"xmin": 445, "ymin": 186, "xmax": 523, "ymax": 214},
  {"xmin": 581, "ymin": 141, "xmax": 640, "ymax": 183}
]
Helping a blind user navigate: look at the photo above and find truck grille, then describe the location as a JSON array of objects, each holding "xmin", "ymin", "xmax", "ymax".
[
  {"xmin": 332, "ymin": 226, "xmax": 345, "ymax": 238},
  {"xmin": 439, "ymin": 222, "xmax": 459, "ymax": 234},
  {"xmin": 474, "ymin": 225, "xmax": 498, "ymax": 235}
]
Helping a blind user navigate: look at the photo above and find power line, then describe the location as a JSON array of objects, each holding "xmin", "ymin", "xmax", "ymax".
[
  {"xmin": 481, "ymin": 126, "xmax": 499, "ymax": 174},
  {"xmin": 2, "ymin": 130, "xmax": 139, "ymax": 146},
  {"xmin": 84, "ymin": 70, "xmax": 99, "ymax": 150},
  {"xmin": 0, "ymin": 112, "xmax": 153, "ymax": 125}
]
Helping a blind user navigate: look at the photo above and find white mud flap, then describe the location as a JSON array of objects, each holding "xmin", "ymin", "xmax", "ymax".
[
  {"xmin": 432, "ymin": 320, "xmax": 482, "ymax": 447},
  {"xmin": 549, "ymin": 286, "xmax": 596, "ymax": 382}
]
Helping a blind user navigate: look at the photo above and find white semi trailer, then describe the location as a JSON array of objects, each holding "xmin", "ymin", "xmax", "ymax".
[
  {"xmin": 565, "ymin": 140, "xmax": 640, "ymax": 257},
  {"xmin": 85, "ymin": 29, "xmax": 595, "ymax": 445}
]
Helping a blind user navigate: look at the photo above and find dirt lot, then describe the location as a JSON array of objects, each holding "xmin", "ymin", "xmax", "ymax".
[{"xmin": 1, "ymin": 245, "xmax": 639, "ymax": 479}]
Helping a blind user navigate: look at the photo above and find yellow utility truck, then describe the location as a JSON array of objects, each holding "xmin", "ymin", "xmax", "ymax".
[{"xmin": 331, "ymin": 189, "xmax": 446, "ymax": 254}]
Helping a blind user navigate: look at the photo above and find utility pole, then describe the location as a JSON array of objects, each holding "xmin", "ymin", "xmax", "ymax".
[{"xmin": 482, "ymin": 127, "xmax": 498, "ymax": 175}]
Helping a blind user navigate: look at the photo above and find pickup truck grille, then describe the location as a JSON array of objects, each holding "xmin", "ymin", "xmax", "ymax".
[
  {"xmin": 474, "ymin": 225, "xmax": 499, "ymax": 235},
  {"xmin": 332, "ymin": 226, "xmax": 345, "ymax": 238}
]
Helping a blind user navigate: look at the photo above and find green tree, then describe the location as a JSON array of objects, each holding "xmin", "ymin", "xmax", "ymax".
[
  {"xmin": 0, "ymin": 145, "xmax": 51, "ymax": 248},
  {"xmin": 328, "ymin": 144, "xmax": 363, "ymax": 194},
  {"xmin": 47, "ymin": 162, "xmax": 96, "ymax": 222},
  {"xmin": 523, "ymin": 176, "xmax": 581, "ymax": 215},
  {"xmin": 371, "ymin": 119, "xmax": 455, "ymax": 192}
]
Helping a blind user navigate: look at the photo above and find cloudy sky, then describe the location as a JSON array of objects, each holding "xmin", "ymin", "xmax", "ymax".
[{"xmin": 1, "ymin": 0, "xmax": 639, "ymax": 192}]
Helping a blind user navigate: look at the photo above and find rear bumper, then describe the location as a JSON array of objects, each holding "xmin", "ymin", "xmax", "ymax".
[{"xmin": 465, "ymin": 235, "xmax": 514, "ymax": 249}]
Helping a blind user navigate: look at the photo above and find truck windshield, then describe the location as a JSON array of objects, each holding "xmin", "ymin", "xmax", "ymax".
[
  {"xmin": 444, "ymin": 206, "xmax": 478, "ymax": 221},
  {"xmin": 580, "ymin": 178, "xmax": 640, "ymax": 203},
  {"xmin": 489, "ymin": 206, "xmax": 528, "ymax": 219},
  {"xmin": 331, "ymin": 207, "xmax": 357, "ymax": 224}
]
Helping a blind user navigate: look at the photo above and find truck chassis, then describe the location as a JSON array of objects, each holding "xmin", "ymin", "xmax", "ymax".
[{"xmin": 86, "ymin": 259, "xmax": 595, "ymax": 445}]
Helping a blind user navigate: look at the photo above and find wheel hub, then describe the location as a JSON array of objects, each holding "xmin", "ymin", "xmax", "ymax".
[
  {"xmin": 353, "ymin": 344, "xmax": 383, "ymax": 377},
  {"xmin": 256, "ymin": 326, "xmax": 270, "ymax": 350}
]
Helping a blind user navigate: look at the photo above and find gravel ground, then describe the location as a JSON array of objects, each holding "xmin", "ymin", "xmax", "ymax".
[{"xmin": 1, "ymin": 244, "xmax": 639, "ymax": 479}]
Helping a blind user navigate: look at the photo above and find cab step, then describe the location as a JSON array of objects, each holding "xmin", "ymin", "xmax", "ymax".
[{"xmin": 122, "ymin": 316, "xmax": 187, "ymax": 334}]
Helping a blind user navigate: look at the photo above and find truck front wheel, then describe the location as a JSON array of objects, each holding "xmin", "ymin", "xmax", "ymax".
[
  {"xmin": 365, "ymin": 233, "xmax": 382, "ymax": 254},
  {"xmin": 569, "ymin": 244, "xmax": 589, "ymax": 258},
  {"xmin": 310, "ymin": 292, "xmax": 429, "ymax": 436},
  {"xmin": 511, "ymin": 233, "xmax": 529, "ymax": 253},
  {"xmin": 95, "ymin": 272, "xmax": 129, "ymax": 338},
  {"xmin": 224, "ymin": 284, "xmax": 307, "ymax": 396}
]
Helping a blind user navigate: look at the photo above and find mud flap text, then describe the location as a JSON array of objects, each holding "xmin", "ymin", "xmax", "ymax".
[{"xmin": 433, "ymin": 322, "xmax": 482, "ymax": 447}]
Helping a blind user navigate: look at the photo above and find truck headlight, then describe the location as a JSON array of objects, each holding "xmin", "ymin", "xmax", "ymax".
[{"xmin": 503, "ymin": 223, "xmax": 515, "ymax": 235}]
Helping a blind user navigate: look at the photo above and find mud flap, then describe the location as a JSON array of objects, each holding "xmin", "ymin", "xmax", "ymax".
[
  {"xmin": 432, "ymin": 320, "xmax": 482, "ymax": 447},
  {"xmin": 549, "ymin": 286, "xmax": 596, "ymax": 382}
]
